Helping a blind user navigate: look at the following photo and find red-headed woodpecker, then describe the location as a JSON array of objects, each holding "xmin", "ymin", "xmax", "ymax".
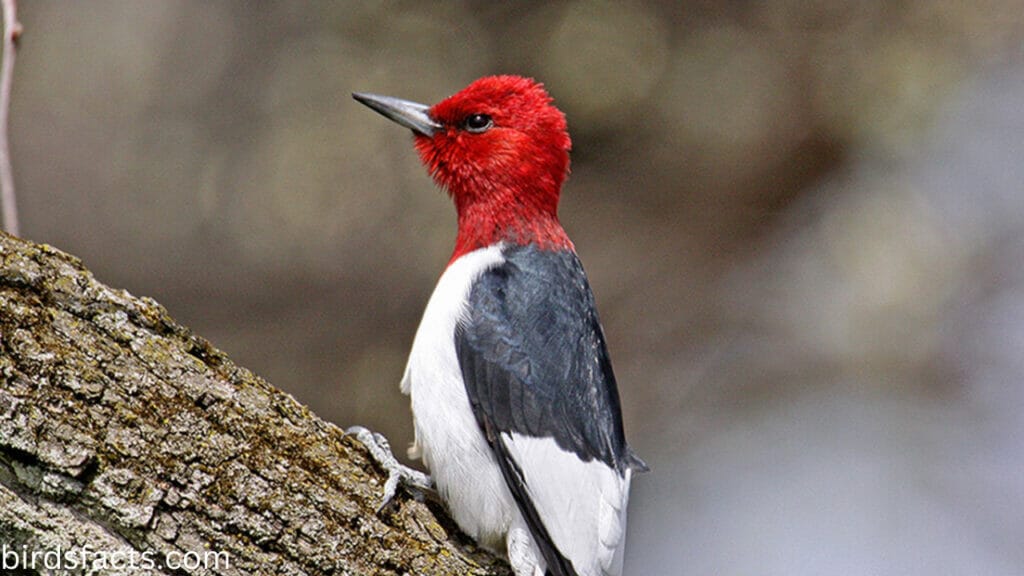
[{"xmin": 352, "ymin": 76, "xmax": 646, "ymax": 576}]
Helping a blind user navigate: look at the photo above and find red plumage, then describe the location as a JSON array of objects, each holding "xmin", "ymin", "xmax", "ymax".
[{"xmin": 411, "ymin": 76, "xmax": 575, "ymax": 263}]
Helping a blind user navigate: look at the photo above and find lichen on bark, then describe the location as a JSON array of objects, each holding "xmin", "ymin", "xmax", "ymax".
[{"xmin": 0, "ymin": 232, "xmax": 511, "ymax": 576}]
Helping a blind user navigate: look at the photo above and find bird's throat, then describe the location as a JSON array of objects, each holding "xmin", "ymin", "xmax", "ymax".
[{"xmin": 450, "ymin": 199, "xmax": 572, "ymax": 264}]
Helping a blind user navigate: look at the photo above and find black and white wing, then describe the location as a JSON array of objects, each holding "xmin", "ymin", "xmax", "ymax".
[{"xmin": 456, "ymin": 245, "xmax": 646, "ymax": 576}]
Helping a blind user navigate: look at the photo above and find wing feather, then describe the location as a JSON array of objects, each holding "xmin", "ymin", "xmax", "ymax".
[{"xmin": 455, "ymin": 245, "xmax": 639, "ymax": 576}]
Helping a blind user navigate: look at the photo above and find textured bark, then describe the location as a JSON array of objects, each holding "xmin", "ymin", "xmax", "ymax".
[{"xmin": 0, "ymin": 232, "xmax": 511, "ymax": 576}]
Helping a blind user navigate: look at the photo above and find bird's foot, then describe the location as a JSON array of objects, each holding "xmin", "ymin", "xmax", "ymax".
[{"xmin": 346, "ymin": 425, "xmax": 433, "ymax": 512}]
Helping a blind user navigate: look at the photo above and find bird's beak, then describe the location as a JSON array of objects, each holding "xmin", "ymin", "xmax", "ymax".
[{"xmin": 352, "ymin": 92, "xmax": 441, "ymax": 137}]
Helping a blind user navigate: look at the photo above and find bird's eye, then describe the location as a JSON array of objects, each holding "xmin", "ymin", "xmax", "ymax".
[{"xmin": 463, "ymin": 114, "xmax": 493, "ymax": 133}]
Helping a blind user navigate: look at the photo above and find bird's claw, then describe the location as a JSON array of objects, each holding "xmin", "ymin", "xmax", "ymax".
[{"xmin": 346, "ymin": 425, "xmax": 433, "ymax": 512}]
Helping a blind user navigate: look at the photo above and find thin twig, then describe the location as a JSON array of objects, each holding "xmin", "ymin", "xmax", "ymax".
[{"xmin": 0, "ymin": 0, "xmax": 20, "ymax": 237}]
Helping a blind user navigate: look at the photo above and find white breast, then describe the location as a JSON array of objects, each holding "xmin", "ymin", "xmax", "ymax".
[{"xmin": 400, "ymin": 245, "xmax": 516, "ymax": 550}]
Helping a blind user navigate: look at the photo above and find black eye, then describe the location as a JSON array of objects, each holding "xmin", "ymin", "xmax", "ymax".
[{"xmin": 463, "ymin": 114, "xmax": 493, "ymax": 133}]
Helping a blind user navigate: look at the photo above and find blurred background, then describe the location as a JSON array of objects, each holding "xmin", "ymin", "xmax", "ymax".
[{"xmin": 8, "ymin": 1, "xmax": 1024, "ymax": 574}]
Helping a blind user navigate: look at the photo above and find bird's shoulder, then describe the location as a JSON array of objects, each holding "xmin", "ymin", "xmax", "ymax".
[{"xmin": 456, "ymin": 243, "xmax": 638, "ymax": 472}]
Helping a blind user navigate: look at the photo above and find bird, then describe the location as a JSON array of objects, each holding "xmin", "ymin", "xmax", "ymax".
[{"xmin": 351, "ymin": 75, "xmax": 646, "ymax": 576}]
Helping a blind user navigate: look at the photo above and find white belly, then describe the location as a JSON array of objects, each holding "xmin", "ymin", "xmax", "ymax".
[{"xmin": 400, "ymin": 245, "xmax": 516, "ymax": 550}]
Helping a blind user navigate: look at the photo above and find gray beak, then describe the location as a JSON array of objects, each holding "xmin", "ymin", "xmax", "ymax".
[{"xmin": 352, "ymin": 92, "xmax": 441, "ymax": 137}]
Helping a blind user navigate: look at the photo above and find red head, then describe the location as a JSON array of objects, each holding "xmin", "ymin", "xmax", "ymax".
[{"xmin": 355, "ymin": 76, "xmax": 573, "ymax": 262}]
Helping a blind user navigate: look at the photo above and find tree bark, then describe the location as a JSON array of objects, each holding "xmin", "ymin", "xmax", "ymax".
[{"xmin": 0, "ymin": 232, "xmax": 511, "ymax": 576}]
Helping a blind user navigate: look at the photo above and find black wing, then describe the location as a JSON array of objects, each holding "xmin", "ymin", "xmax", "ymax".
[{"xmin": 455, "ymin": 244, "xmax": 643, "ymax": 576}]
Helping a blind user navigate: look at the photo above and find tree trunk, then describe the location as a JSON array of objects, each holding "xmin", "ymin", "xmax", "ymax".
[{"xmin": 0, "ymin": 232, "xmax": 511, "ymax": 576}]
